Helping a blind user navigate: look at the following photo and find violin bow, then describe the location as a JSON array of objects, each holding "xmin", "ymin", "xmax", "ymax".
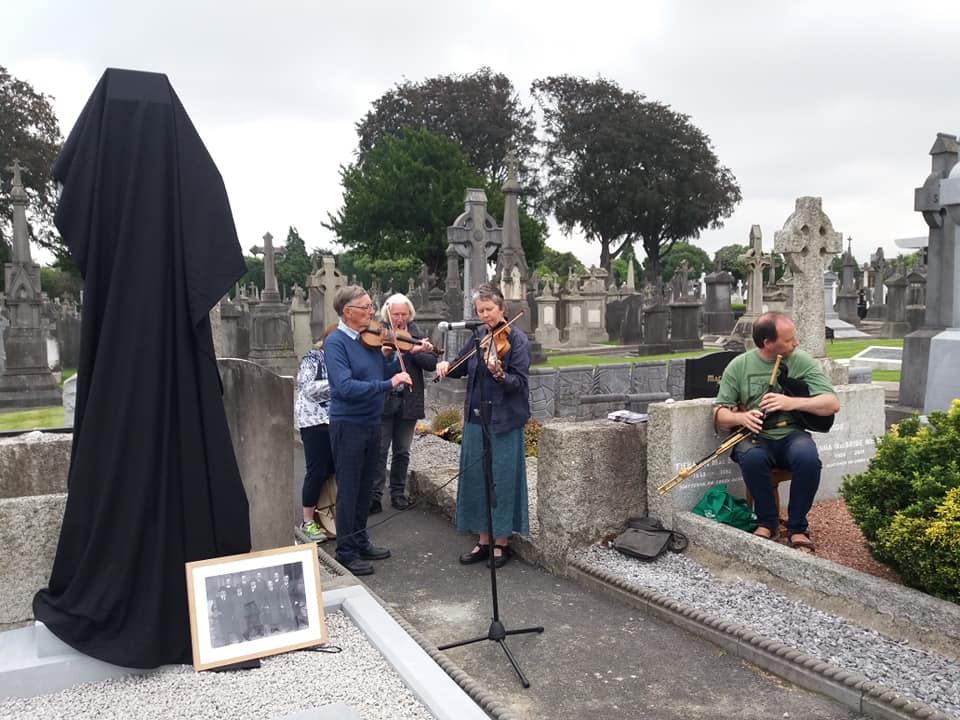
[{"xmin": 433, "ymin": 311, "xmax": 524, "ymax": 382}]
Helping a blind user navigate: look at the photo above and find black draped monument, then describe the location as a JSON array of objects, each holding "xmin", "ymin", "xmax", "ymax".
[{"xmin": 33, "ymin": 69, "xmax": 252, "ymax": 668}]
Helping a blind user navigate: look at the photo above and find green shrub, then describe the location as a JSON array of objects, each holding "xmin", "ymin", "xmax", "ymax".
[
  {"xmin": 876, "ymin": 487, "xmax": 960, "ymax": 603},
  {"xmin": 841, "ymin": 399, "xmax": 960, "ymax": 601}
]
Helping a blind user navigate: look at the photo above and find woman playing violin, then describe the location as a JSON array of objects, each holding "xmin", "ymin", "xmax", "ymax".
[
  {"xmin": 434, "ymin": 282, "xmax": 530, "ymax": 568},
  {"xmin": 371, "ymin": 293, "xmax": 437, "ymax": 514}
]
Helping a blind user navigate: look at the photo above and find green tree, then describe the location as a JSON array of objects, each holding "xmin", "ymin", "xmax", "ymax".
[
  {"xmin": 535, "ymin": 246, "xmax": 586, "ymax": 281},
  {"xmin": 654, "ymin": 242, "xmax": 712, "ymax": 283},
  {"xmin": 531, "ymin": 75, "xmax": 741, "ymax": 278},
  {"xmin": 275, "ymin": 226, "xmax": 312, "ymax": 298},
  {"xmin": 0, "ymin": 66, "xmax": 65, "ymax": 260},
  {"xmin": 713, "ymin": 244, "xmax": 749, "ymax": 284},
  {"xmin": 356, "ymin": 67, "xmax": 537, "ymax": 187},
  {"xmin": 326, "ymin": 128, "xmax": 484, "ymax": 279},
  {"xmin": 238, "ymin": 256, "xmax": 264, "ymax": 295},
  {"xmin": 40, "ymin": 265, "xmax": 83, "ymax": 299}
]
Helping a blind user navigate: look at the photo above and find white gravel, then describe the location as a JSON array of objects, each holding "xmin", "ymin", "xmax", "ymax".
[
  {"xmin": 576, "ymin": 544, "xmax": 960, "ymax": 719},
  {"xmin": 0, "ymin": 612, "xmax": 434, "ymax": 720}
]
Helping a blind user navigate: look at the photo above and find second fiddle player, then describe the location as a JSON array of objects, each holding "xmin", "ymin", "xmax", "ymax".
[{"xmin": 434, "ymin": 283, "xmax": 531, "ymax": 569}]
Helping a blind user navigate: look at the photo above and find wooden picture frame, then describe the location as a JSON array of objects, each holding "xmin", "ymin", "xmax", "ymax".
[{"xmin": 185, "ymin": 544, "xmax": 326, "ymax": 671}]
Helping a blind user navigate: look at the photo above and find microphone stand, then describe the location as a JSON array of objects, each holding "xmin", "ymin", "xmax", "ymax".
[{"xmin": 437, "ymin": 324, "xmax": 544, "ymax": 688}]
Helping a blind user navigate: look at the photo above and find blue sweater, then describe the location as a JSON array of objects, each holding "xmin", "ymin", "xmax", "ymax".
[{"xmin": 325, "ymin": 327, "xmax": 399, "ymax": 424}]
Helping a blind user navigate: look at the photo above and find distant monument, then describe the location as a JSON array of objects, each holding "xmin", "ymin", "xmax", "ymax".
[
  {"xmin": 774, "ymin": 197, "xmax": 843, "ymax": 358},
  {"xmin": 724, "ymin": 225, "xmax": 770, "ymax": 350},
  {"xmin": 247, "ymin": 231, "xmax": 297, "ymax": 376},
  {"xmin": 0, "ymin": 160, "xmax": 62, "ymax": 409},
  {"xmin": 900, "ymin": 133, "xmax": 960, "ymax": 413},
  {"xmin": 446, "ymin": 188, "xmax": 502, "ymax": 319}
]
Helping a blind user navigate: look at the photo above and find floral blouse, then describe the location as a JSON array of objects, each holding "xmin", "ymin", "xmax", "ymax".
[{"xmin": 294, "ymin": 348, "xmax": 330, "ymax": 429}]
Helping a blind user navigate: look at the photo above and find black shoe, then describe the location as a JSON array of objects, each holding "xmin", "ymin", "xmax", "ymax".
[
  {"xmin": 369, "ymin": 499, "xmax": 383, "ymax": 515},
  {"xmin": 339, "ymin": 557, "xmax": 374, "ymax": 576},
  {"xmin": 359, "ymin": 544, "xmax": 391, "ymax": 560},
  {"xmin": 459, "ymin": 544, "xmax": 489, "ymax": 564},
  {"xmin": 391, "ymin": 495, "xmax": 412, "ymax": 510},
  {"xmin": 488, "ymin": 545, "xmax": 512, "ymax": 569}
]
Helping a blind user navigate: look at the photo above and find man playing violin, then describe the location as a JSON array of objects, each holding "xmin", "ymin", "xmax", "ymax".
[
  {"xmin": 371, "ymin": 293, "xmax": 437, "ymax": 514},
  {"xmin": 324, "ymin": 285, "xmax": 412, "ymax": 576},
  {"xmin": 435, "ymin": 283, "xmax": 531, "ymax": 569}
]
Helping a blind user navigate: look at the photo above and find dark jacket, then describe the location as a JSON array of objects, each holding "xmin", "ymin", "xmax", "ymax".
[
  {"xmin": 448, "ymin": 325, "xmax": 531, "ymax": 433},
  {"xmin": 383, "ymin": 321, "xmax": 437, "ymax": 420}
]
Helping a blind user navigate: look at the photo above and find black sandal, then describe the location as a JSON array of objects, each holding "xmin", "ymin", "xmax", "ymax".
[{"xmin": 459, "ymin": 543, "xmax": 489, "ymax": 565}]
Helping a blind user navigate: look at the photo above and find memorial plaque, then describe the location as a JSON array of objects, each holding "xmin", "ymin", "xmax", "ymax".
[{"xmin": 683, "ymin": 351, "xmax": 740, "ymax": 399}]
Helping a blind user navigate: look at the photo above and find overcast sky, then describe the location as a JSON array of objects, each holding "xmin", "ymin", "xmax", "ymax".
[{"xmin": 5, "ymin": 0, "xmax": 960, "ymax": 270}]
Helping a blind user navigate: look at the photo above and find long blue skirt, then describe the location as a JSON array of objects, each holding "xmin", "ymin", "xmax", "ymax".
[{"xmin": 455, "ymin": 422, "xmax": 529, "ymax": 538}]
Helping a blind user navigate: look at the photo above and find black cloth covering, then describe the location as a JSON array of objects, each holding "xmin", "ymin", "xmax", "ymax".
[{"xmin": 33, "ymin": 69, "xmax": 251, "ymax": 668}]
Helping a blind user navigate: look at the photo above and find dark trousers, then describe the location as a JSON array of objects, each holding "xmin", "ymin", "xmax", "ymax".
[
  {"xmin": 300, "ymin": 425, "xmax": 334, "ymax": 508},
  {"xmin": 373, "ymin": 395, "xmax": 417, "ymax": 500},
  {"xmin": 732, "ymin": 431, "xmax": 822, "ymax": 535},
  {"xmin": 331, "ymin": 421, "xmax": 381, "ymax": 563}
]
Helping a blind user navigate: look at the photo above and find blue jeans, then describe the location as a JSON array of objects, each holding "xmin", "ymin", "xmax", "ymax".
[
  {"xmin": 331, "ymin": 421, "xmax": 381, "ymax": 563},
  {"xmin": 373, "ymin": 395, "xmax": 417, "ymax": 500},
  {"xmin": 731, "ymin": 431, "xmax": 822, "ymax": 535}
]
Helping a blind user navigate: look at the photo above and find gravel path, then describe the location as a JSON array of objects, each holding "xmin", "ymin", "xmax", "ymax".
[
  {"xmin": 0, "ymin": 612, "xmax": 434, "ymax": 720},
  {"xmin": 575, "ymin": 544, "xmax": 960, "ymax": 719}
]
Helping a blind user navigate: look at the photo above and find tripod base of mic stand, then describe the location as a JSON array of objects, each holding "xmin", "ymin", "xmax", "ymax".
[{"xmin": 439, "ymin": 620, "xmax": 545, "ymax": 688}]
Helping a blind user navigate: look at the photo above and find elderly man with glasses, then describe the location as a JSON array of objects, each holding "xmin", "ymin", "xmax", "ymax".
[{"xmin": 323, "ymin": 285, "xmax": 412, "ymax": 576}]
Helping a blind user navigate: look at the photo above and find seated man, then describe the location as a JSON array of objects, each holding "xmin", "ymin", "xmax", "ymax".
[{"xmin": 713, "ymin": 311, "xmax": 840, "ymax": 553}]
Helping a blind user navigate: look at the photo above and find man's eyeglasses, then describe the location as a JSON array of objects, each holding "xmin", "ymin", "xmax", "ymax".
[{"xmin": 347, "ymin": 303, "xmax": 375, "ymax": 311}]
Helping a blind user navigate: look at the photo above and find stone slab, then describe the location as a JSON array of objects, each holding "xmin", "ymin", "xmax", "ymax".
[
  {"xmin": 0, "ymin": 433, "xmax": 71, "ymax": 498},
  {"xmin": 924, "ymin": 329, "xmax": 960, "ymax": 413}
]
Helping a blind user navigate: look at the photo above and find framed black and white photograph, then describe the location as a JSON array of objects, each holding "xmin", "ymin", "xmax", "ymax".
[{"xmin": 185, "ymin": 544, "xmax": 326, "ymax": 671}]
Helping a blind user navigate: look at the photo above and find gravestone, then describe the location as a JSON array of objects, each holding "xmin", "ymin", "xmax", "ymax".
[
  {"xmin": 683, "ymin": 351, "xmax": 739, "ymax": 400},
  {"xmin": 881, "ymin": 260, "xmax": 910, "ymax": 338},
  {"xmin": 668, "ymin": 261, "xmax": 702, "ymax": 351},
  {"xmin": 824, "ymin": 271, "xmax": 869, "ymax": 339},
  {"xmin": 248, "ymin": 232, "xmax": 297, "ymax": 376},
  {"xmin": 494, "ymin": 151, "xmax": 531, "ymax": 333},
  {"xmin": 725, "ymin": 225, "xmax": 770, "ymax": 350},
  {"xmin": 702, "ymin": 262, "xmax": 735, "ymax": 337},
  {"xmin": 308, "ymin": 255, "xmax": 344, "ymax": 341},
  {"xmin": 905, "ymin": 268, "xmax": 927, "ymax": 332},
  {"xmin": 637, "ymin": 282, "xmax": 670, "ymax": 355},
  {"xmin": 534, "ymin": 276, "xmax": 560, "ymax": 345},
  {"xmin": 446, "ymin": 188, "xmax": 502, "ymax": 319},
  {"xmin": 866, "ymin": 247, "xmax": 888, "ymax": 319},
  {"xmin": 901, "ymin": 132, "xmax": 960, "ymax": 413},
  {"xmin": 0, "ymin": 160, "xmax": 62, "ymax": 409},
  {"xmin": 289, "ymin": 285, "xmax": 313, "ymax": 358},
  {"xmin": 773, "ymin": 197, "xmax": 843, "ymax": 357},
  {"xmin": 835, "ymin": 239, "xmax": 860, "ymax": 325}
]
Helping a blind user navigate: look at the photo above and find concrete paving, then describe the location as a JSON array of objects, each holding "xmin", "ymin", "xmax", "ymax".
[{"xmin": 351, "ymin": 503, "xmax": 867, "ymax": 720}]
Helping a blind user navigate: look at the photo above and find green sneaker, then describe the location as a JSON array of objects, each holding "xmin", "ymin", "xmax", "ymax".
[{"xmin": 295, "ymin": 520, "xmax": 326, "ymax": 543}]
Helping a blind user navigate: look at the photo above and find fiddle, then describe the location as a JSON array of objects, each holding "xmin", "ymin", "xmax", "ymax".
[
  {"xmin": 433, "ymin": 311, "xmax": 523, "ymax": 383},
  {"xmin": 358, "ymin": 320, "xmax": 434, "ymax": 353}
]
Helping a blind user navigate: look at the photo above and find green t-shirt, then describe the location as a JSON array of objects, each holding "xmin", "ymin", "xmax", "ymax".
[{"xmin": 714, "ymin": 349, "xmax": 836, "ymax": 440}]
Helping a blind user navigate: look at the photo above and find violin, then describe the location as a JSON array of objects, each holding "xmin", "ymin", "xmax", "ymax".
[
  {"xmin": 358, "ymin": 320, "xmax": 434, "ymax": 353},
  {"xmin": 433, "ymin": 311, "xmax": 523, "ymax": 383}
]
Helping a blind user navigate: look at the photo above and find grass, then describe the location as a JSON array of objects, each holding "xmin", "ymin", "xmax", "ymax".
[
  {"xmin": 535, "ymin": 338, "xmax": 904, "ymax": 370},
  {"xmin": 871, "ymin": 369, "xmax": 901, "ymax": 383},
  {"xmin": 0, "ymin": 406, "xmax": 64, "ymax": 432}
]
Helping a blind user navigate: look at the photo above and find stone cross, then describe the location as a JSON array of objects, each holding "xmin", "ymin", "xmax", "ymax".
[
  {"xmin": 446, "ymin": 188, "xmax": 502, "ymax": 317},
  {"xmin": 739, "ymin": 225, "xmax": 771, "ymax": 317},
  {"xmin": 250, "ymin": 231, "xmax": 286, "ymax": 303},
  {"xmin": 6, "ymin": 159, "xmax": 33, "ymax": 265},
  {"xmin": 774, "ymin": 197, "xmax": 843, "ymax": 357}
]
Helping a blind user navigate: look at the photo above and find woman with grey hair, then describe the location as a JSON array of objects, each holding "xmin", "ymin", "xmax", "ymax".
[
  {"xmin": 371, "ymin": 293, "xmax": 437, "ymax": 513},
  {"xmin": 435, "ymin": 283, "xmax": 530, "ymax": 568}
]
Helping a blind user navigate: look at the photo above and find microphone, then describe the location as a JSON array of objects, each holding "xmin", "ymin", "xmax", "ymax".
[{"xmin": 437, "ymin": 320, "xmax": 484, "ymax": 332}]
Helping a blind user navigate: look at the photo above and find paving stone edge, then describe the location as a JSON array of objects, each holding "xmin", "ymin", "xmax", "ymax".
[{"xmin": 566, "ymin": 556, "xmax": 955, "ymax": 720}]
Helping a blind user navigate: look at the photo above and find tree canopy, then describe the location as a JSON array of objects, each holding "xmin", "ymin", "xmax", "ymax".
[
  {"xmin": 355, "ymin": 67, "xmax": 537, "ymax": 187},
  {"xmin": 535, "ymin": 246, "xmax": 586, "ymax": 282},
  {"xmin": 531, "ymin": 75, "xmax": 741, "ymax": 279},
  {"xmin": 328, "ymin": 127, "xmax": 545, "ymax": 283},
  {"xmin": 275, "ymin": 226, "xmax": 312, "ymax": 298},
  {"xmin": 326, "ymin": 128, "xmax": 486, "ymax": 279},
  {"xmin": 713, "ymin": 243, "xmax": 749, "ymax": 283},
  {"xmin": 0, "ymin": 66, "xmax": 64, "ymax": 260},
  {"xmin": 654, "ymin": 242, "xmax": 712, "ymax": 284}
]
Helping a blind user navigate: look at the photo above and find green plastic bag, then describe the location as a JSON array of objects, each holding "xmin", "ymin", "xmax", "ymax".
[{"xmin": 692, "ymin": 484, "xmax": 758, "ymax": 532}]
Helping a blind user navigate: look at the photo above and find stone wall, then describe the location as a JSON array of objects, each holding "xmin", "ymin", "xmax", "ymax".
[
  {"xmin": 219, "ymin": 359, "xmax": 295, "ymax": 552},
  {"xmin": 536, "ymin": 420, "xmax": 647, "ymax": 573},
  {"xmin": 0, "ymin": 360, "xmax": 298, "ymax": 627}
]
